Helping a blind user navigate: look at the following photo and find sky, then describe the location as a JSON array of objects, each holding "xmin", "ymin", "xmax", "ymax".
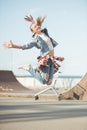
[{"xmin": 0, "ymin": 0, "xmax": 87, "ymax": 76}]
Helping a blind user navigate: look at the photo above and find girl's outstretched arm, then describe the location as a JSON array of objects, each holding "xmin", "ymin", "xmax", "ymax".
[{"xmin": 3, "ymin": 40, "xmax": 22, "ymax": 49}]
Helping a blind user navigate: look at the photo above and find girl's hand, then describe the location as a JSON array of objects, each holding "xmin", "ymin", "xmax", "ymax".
[
  {"xmin": 3, "ymin": 40, "xmax": 14, "ymax": 48},
  {"xmin": 55, "ymin": 57, "xmax": 64, "ymax": 62},
  {"xmin": 58, "ymin": 57, "xmax": 64, "ymax": 62}
]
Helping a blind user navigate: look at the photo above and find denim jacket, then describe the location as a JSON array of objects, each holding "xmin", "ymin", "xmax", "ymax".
[{"xmin": 22, "ymin": 29, "xmax": 58, "ymax": 56}]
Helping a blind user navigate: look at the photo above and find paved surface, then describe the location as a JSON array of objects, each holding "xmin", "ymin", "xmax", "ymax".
[{"xmin": 0, "ymin": 98, "xmax": 87, "ymax": 130}]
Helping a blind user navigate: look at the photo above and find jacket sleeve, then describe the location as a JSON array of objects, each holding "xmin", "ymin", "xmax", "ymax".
[{"xmin": 22, "ymin": 37, "xmax": 38, "ymax": 50}]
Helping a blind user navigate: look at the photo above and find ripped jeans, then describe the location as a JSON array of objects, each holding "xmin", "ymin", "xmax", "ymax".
[{"xmin": 28, "ymin": 58, "xmax": 54, "ymax": 84}]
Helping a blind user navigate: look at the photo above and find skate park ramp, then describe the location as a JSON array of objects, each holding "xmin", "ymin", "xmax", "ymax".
[
  {"xmin": 0, "ymin": 70, "xmax": 87, "ymax": 100},
  {"xmin": 59, "ymin": 73, "xmax": 87, "ymax": 100},
  {"xmin": 0, "ymin": 70, "xmax": 29, "ymax": 92}
]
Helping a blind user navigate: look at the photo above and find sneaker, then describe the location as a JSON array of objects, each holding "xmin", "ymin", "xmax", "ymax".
[{"xmin": 18, "ymin": 64, "xmax": 31, "ymax": 71}]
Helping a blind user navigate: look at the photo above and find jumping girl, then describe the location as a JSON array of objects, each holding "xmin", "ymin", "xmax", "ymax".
[{"xmin": 3, "ymin": 15, "xmax": 64, "ymax": 85}]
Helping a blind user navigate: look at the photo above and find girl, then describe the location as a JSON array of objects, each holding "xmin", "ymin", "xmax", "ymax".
[{"xmin": 3, "ymin": 15, "xmax": 64, "ymax": 85}]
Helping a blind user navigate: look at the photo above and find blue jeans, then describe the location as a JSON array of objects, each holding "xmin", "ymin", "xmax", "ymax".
[{"xmin": 28, "ymin": 58, "xmax": 54, "ymax": 84}]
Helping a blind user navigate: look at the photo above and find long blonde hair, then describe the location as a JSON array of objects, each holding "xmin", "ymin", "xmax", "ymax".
[{"xmin": 36, "ymin": 16, "xmax": 46, "ymax": 26}]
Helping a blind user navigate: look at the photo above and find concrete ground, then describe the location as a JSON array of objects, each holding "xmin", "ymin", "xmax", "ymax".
[{"xmin": 0, "ymin": 97, "xmax": 87, "ymax": 130}]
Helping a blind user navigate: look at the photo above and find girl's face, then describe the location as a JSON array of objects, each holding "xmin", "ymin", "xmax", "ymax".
[{"xmin": 30, "ymin": 23, "xmax": 41, "ymax": 34}]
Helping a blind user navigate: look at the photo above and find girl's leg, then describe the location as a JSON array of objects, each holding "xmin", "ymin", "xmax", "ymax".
[
  {"xmin": 18, "ymin": 64, "xmax": 47, "ymax": 84},
  {"xmin": 18, "ymin": 60, "xmax": 54, "ymax": 85},
  {"xmin": 40, "ymin": 58, "xmax": 54, "ymax": 85},
  {"xmin": 29, "ymin": 65, "xmax": 52, "ymax": 84},
  {"xmin": 47, "ymin": 58, "xmax": 54, "ymax": 85},
  {"xmin": 29, "ymin": 66, "xmax": 45, "ymax": 84}
]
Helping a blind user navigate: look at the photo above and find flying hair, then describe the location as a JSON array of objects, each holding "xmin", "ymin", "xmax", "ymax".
[
  {"xmin": 36, "ymin": 16, "xmax": 46, "ymax": 26},
  {"xmin": 24, "ymin": 15, "xmax": 46, "ymax": 26}
]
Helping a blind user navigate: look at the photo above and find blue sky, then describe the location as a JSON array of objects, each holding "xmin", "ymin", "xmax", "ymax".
[{"xmin": 0, "ymin": 0, "xmax": 87, "ymax": 76}]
